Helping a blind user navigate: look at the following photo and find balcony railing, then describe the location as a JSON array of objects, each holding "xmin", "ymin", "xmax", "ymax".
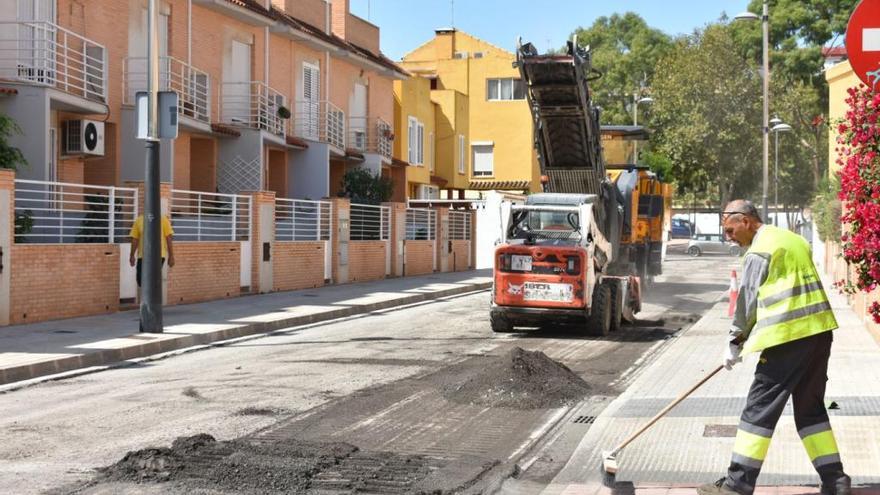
[
  {"xmin": 221, "ymin": 81, "xmax": 288, "ymax": 136},
  {"xmin": 348, "ymin": 116, "xmax": 393, "ymax": 160},
  {"xmin": 294, "ymin": 100, "xmax": 345, "ymax": 150},
  {"xmin": 0, "ymin": 21, "xmax": 107, "ymax": 102},
  {"xmin": 123, "ymin": 56, "xmax": 211, "ymax": 124}
]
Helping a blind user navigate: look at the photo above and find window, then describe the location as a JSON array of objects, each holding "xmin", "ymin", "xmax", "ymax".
[
  {"xmin": 487, "ymin": 78, "xmax": 525, "ymax": 101},
  {"xmin": 453, "ymin": 51, "xmax": 469, "ymax": 59},
  {"xmin": 408, "ymin": 116, "xmax": 424, "ymax": 165},
  {"xmin": 458, "ymin": 135, "xmax": 465, "ymax": 174},
  {"xmin": 472, "ymin": 144, "xmax": 494, "ymax": 177},
  {"xmin": 473, "ymin": 51, "xmax": 484, "ymax": 59}
]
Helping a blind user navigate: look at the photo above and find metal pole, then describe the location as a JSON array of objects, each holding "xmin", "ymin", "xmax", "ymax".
[
  {"xmin": 774, "ymin": 130, "xmax": 779, "ymax": 226},
  {"xmin": 761, "ymin": 0, "xmax": 770, "ymax": 222},
  {"xmin": 141, "ymin": 0, "xmax": 163, "ymax": 333}
]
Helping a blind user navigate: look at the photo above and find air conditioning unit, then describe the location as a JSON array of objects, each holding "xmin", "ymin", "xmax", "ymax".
[
  {"xmin": 64, "ymin": 119, "xmax": 105, "ymax": 156},
  {"xmin": 418, "ymin": 184, "xmax": 440, "ymax": 199}
]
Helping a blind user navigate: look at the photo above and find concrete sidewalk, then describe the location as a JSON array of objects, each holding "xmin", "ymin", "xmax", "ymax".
[
  {"xmin": 0, "ymin": 270, "xmax": 491, "ymax": 387},
  {"xmin": 544, "ymin": 270, "xmax": 880, "ymax": 494}
]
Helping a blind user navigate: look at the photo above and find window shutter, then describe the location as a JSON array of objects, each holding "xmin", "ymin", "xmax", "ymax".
[{"xmin": 473, "ymin": 144, "xmax": 494, "ymax": 176}]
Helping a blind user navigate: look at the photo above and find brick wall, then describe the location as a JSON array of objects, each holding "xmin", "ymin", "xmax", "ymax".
[
  {"xmin": 405, "ymin": 240, "xmax": 434, "ymax": 276},
  {"xmin": 167, "ymin": 242, "xmax": 241, "ymax": 305},
  {"xmin": 345, "ymin": 14, "xmax": 380, "ymax": 54},
  {"xmin": 273, "ymin": 241, "xmax": 325, "ymax": 291},
  {"xmin": 283, "ymin": 0, "xmax": 327, "ymax": 31},
  {"xmin": 451, "ymin": 240, "xmax": 471, "ymax": 271},
  {"xmin": 173, "ymin": 133, "xmax": 191, "ymax": 190},
  {"xmin": 10, "ymin": 244, "xmax": 119, "ymax": 324},
  {"xmin": 349, "ymin": 241, "xmax": 387, "ymax": 282},
  {"xmin": 330, "ymin": 0, "xmax": 348, "ymax": 38}
]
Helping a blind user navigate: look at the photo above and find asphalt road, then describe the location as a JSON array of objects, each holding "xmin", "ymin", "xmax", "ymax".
[{"xmin": 0, "ymin": 247, "xmax": 736, "ymax": 494}]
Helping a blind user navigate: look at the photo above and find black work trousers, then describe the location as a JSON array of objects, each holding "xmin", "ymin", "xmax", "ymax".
[{"xmin": 725, "ymin": 331, "xmax": 847, "ymax": 494}]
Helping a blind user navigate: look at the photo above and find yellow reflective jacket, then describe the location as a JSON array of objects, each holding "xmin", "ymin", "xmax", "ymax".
[{"xmin": 743, "ymin": 225, "xmax": 837, "ymax": 354}]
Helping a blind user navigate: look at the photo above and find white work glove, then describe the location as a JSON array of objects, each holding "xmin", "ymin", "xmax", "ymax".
[{"xmin": 724, "ymin": 341, "xmax": 743, "ymax": 370}]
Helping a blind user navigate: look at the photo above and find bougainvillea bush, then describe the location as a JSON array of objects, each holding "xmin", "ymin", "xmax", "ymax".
[{"xmin": 836, "ymin": 85, "xmax": 880, "ymax": 323}]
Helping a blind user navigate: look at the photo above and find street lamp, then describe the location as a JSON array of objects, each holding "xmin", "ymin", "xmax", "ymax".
[
  {"xmin": 735, "ymin": 1, "xmax": 770, "ymax": 223},
  {"xmin": 771, "ymin": 119, "xmax": 792, "ymax": 227},
  {"xmin": 633, "ymin": 95, "xmax": 653, "ymax": 163}
]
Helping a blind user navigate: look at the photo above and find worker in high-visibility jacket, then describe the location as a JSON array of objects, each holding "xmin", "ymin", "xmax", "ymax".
[{"xmin": 698, "ymin": 200, "xmax": 850, "ymax": 495}]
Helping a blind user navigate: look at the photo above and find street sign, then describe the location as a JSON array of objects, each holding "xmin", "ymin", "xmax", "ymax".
[
  {"xmin": 135, "ymin": 91, "xmax": 179, "ymax": 140},
  {"xmin": 846, "ymin": 0, "xmax": 880, "ymax": 91}
]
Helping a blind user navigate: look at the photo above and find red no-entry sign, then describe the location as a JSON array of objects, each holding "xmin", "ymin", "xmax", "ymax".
[{"xmin": 846, "ymin": 0, "xmax": 880, "ymax": 90}]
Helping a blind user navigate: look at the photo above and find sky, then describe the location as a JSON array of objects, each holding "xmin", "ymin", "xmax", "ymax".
[{"xmin": 349, "ymin": 0, "xmax": 754, "ymax": 60}]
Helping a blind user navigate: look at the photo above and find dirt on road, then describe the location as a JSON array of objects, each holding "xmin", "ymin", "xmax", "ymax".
[{"xmin": 442, "ymin": 347, "xmax": 592, "ymax": 409}]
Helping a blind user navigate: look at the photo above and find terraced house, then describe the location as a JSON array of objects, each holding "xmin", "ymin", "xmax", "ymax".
[
  {"xmin": 398, "ymin": 28, "xmax": 541, "ymax": 198},
  {"xmin": 0, "ymin": 0, "xmax": 483, "ymax": 326}
]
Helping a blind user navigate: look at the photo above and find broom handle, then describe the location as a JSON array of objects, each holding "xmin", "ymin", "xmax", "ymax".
[{"xmin": 610, "ymin": 365, "xmax": 724, "ymax": 455}]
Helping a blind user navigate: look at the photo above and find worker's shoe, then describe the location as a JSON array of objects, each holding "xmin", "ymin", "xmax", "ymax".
[
  {"xmin": 820, "ymin": 475, "xmax": 852, "ymax": 495},
  {"xmin": 697, "ymin": 478, "xmax": 742, "ymax": 495}
]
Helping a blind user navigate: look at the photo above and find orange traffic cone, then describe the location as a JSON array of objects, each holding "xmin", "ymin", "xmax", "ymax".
[{"xmin": 728, "ymin": 270, "xmax": 739, "ymax": 317}]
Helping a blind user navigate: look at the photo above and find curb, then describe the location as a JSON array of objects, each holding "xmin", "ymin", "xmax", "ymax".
[{"xmin": 0, "ymin": 282, "xmax": 492, "ymax": 387}]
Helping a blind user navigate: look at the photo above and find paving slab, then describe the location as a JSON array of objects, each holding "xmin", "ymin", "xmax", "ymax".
[{"xmin": 0, "ymin": 270, "xmax": 492, "ymax": 387}]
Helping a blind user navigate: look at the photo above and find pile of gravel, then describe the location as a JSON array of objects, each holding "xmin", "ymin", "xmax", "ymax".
[
  {"xmin": 97, "ymin": 434, "xmax": 358, "ymax": 493},
  {"xmin": 442, "ymin": 347, "xmax": 591, "ymax": 409}
]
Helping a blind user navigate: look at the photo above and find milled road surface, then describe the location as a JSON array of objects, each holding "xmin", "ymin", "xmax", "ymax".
[{"xmin": 0, "ymin": 248, "xmax": 734, "ymax": 494}]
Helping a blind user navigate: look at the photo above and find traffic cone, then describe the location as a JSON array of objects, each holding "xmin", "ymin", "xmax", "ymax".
[{"xmin": 728, "ymin": 270, "xmax": 739, "ymax": 317}]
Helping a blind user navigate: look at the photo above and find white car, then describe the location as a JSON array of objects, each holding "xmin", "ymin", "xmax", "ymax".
[{"xmin": 686, "ymin": 233, "xmax": 743, "ymax": 257}]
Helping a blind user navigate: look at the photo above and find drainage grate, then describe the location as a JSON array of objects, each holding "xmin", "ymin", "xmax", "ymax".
[
  {"xmin": 573, "ymin": 415, "xmax": 596, "ymax": 424},
  {"xmin": 703, "ymin": 424, "xmax": 738, "ymax": 437}
]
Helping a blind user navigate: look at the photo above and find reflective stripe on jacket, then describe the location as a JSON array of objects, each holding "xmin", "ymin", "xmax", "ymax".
[{"xmin": 743, "ymin": 225, "xmax": 837, "ymax": 354}]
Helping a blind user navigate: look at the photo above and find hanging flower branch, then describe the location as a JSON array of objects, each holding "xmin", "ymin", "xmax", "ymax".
[{"xmin": 836, "ymin": 85, "xmax": 880, "ymax": 323}]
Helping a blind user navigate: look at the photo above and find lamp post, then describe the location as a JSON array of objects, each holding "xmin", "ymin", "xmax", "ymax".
[
  {"xmin": 770, "ymin": 118, "xmax": 792, "ymax": 227},
  {"xmin": 632, "ymin": 95, "xmax": 653, "ymax": 164},
  {"xmin": 735, "ymin": 1, "xmax": 770, "ymax": 223}
]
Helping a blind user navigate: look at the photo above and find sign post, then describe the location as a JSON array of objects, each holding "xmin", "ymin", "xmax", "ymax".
[{"xmin": 846, "ymin": 0, "xmax": 880, "ymax": 91}]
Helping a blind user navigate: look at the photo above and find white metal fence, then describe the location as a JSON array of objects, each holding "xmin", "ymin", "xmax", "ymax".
[
  {"xmin": 449, "ymin": 211, "xmax": 472, "ymax": 240},
  {"xmin": 275, "ymin": 199, "xmax": 332, "ymax": 242},
  {"xmin": 350, "ymin": 203, "xmax": 390, "ymax": 241},
  {"xmin": 170, "ymin": 189, "xmax": 251, "ymax": 242},
  {"xmin": 14, "ymin": 179, "xmax": 137, "ymax": 244},
  {"xmin": 0, "ymin": 20, "xmax": 106, "ymax": 102},
  {"xmin": 221, "ymin": 81, "xmax": 287, "ymax": 136},
  {"xmin": 124, "ymin": 56, "xmax": 210, "ymax": 123},
  {"xmin": 406, "ymin": 208, "xmax": 436, "ymax": 241},
  {"xmin": 294, "ymin": 100, "xmax": 345, "ymax": 150}
]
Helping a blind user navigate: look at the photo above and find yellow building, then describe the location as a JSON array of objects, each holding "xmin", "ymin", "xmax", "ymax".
[
  {"xmin": 393, "ymin": 76, "xmax": 438, "ymax": 199},
  {"xmin": 826, "ymin": 60, "xmax": 862, "ymax": 175},
  {"xmin": 399, "ymin": 28, "xmax": 540, "ymax": 196}
]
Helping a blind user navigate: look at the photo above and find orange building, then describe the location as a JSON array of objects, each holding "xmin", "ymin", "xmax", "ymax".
[{"xmin": 0, "ymin": 0, "xmax": 407, "ymax": 199}]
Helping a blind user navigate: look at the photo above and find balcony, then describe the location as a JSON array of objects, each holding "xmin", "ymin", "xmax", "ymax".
[
  {"xmin": 221, "ymin": 81, "xmax": 288, "ymax": 136},
  {"xmin": 294, "ymin": 100, "xmax": 345, "ymax": 151},
  {"xmin": 0, "ymin": 21, "xmax": 106, "ymax": 102},
  {"xmin": 123, "ymin": 56, "xmax": 211, "ymax": 125},
  {"xmin": 348, "ymin": 116, "xmax": 393, "ymax": 161}
]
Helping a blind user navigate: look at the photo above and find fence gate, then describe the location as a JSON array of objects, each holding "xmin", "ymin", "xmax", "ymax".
[
  {"xmin": 449, "ymin": 210, "xmax": 473, "ymax": 270},
  {"xmin": 275, "ymin": 198, "xmax": 333, "ymax": 281},
  {"xmin": 405, "ymin": 208, "xmax": 437, "ymax": 273}
]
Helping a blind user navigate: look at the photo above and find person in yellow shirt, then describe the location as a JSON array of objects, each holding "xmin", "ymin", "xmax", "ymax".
[{"xmin": 129, "ymin": 214, "xmax": 175, "ymax": 287}]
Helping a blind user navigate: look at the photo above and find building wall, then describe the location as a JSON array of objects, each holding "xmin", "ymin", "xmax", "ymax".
[
  {"xmin": 345, "ymin": 14, "xmax": 380, "ymax": 54},
  {"xmin": 273, "ymin": 241, "xmax": 325, "ymax": 291},
  {"xmin": 430, "ymin": 89, "xmax": 470, "ymax": 190},
  {"xmin": 190, "ymin": 138, "xmax": 217, "ymax": 193},
  {"xmin": 401, "ymin": 30, "xmax": 539, "ymax": 192},
  {"xmin": 405, "ymin": 240, "xmax": 434, "ymax": 276},
  {"xmin": 826, "ymin": 61, "xmax": 861, "ymax": 176},
  {"xmin": 166, "ymin": 241, "xmax": 241, "ymax": 305},
  {"xmin": 10, "ymin": 244, "xmax": 119, "ymax": 324},
  {"xmin": 279, "ymin": 0, "xmax": 327, "ymax": 30},
  {"xmin": 173, "ymin": 132, "xmax": 191, "ymax": 190},
  {"xmin": 393, "ymin": 77, "xmax": 434, "ymax": 188},
  {"xmin": 451, "ymin": 239, "xmax": 471, "ymax": 271},
  {"xmin": 348, "ymin": 240, "xmax": 387, "ymax": 282}
]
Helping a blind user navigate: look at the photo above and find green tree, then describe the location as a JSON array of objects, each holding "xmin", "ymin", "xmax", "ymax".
[
  {"xmin": 570, "ymin": 13, "xmax": 673, "ymax": 125},
  {"xmin": 0, "ymin": 113, "xmax": 26, "ymax": 170},
  {"xmin": 650, "ymin": 25, "xmax": 762, "ymax": 207},
  {"xmin": 339, "ymin": 167, "xmax": 393, "ymax": 205}
]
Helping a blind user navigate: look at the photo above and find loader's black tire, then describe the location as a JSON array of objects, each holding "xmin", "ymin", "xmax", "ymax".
[
  {"xmin": 607, "ymin": 280, "xmax": 623, "ymax": 332},
  {"xmin": 586, "ymin": 284, "xmax": 611, "ymax": 337},
  {"xmin": 490, "ymin": 313, "xmax": 514, "ymax": 333}
]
